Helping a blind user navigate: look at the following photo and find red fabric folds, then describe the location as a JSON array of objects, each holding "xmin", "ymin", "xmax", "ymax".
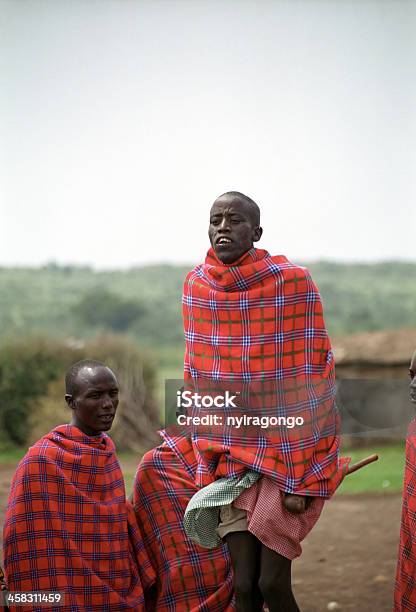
[
  {"xmin": 133, "ymin": 437, "xmax": 235, "ymax": 611},
  {"xmin": 163, "ymin": 247, "xmax": 347, "ymax": 496}
]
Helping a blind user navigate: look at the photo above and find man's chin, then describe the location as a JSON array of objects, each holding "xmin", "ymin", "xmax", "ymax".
[
  {"xmin": 213, "ymin": 247, "xmax": 242, "ymax": 264},
  {"xmin": 94, "ymin": 421, "xmax": 113, "ymax": 432}
]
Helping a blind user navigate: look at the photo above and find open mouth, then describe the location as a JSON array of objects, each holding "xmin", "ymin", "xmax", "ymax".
[
  {"xmin": 99, "ymin": 415, "xmax": 114, "ymax": 421},
  {"xmin": 216, "ymin": 237, "xmax": 233, "ymax": 246}
]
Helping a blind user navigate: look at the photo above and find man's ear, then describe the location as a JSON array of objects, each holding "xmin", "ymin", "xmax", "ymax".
[
  {"xmin": 65, "ymin": 394, "xmax": 74, "ymax": 408},
  {"xmin": 253, "ymin": 226, "xmax": 263, "ymax": 243}
]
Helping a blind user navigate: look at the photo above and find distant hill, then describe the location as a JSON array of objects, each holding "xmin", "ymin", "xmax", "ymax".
[{"xmin": 1, "ymin": 261, "xmax": 415, "ymax": 368}]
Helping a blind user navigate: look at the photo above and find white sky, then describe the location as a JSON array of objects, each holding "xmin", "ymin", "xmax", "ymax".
[{"xmin": 0, "ymin": 0, "xmax": 415, "ymax": 268}]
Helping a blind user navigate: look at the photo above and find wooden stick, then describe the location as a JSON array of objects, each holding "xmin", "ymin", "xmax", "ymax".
[{"xmin": 346, "ymin": 453, "xmax": 379, "ymax": 476}]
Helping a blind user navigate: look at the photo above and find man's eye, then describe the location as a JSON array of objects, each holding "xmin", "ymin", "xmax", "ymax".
[
  {"xmin": 210, "ymin": 219, "xmax": 220, "ymax": 225},
  {"xmin": 110, "ymin": 391, "xmax": 119, "ymax": 397},
  {"xmin": 90, "ymin": 394, "xmax": 101, "ymax": 399}
]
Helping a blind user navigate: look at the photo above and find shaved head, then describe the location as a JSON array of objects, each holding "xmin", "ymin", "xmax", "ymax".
[
  {"xmin": 65, "ymin": 359, "xmax": 109, "ymax": 397},
  {"xmin": 215, "ymin": 191, "xmax": 260, "ymax": 226}
]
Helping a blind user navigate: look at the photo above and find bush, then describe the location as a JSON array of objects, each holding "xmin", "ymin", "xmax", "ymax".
[
  {"xmin": 73, "ymin": 288, "xmax": 145, "ymax": 332},
  {"xmin": 0, "ymin": 335, "xmax": 160, "ymax": 451},
  {"xmin": 0, "ymin": 338, "xmax": 69, "ymax": 444}
]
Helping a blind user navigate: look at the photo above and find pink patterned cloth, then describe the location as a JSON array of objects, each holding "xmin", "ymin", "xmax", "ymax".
[{"xmin": 234, "ymin": 476, "xmax": 325, "ymax": 559}]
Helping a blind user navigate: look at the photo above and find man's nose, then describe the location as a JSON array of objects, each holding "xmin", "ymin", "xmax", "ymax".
[
  {"xmin": 218, "ymin": 217, "xmax": 231, "ymax": 231},
  {"xmin": 102, "ymin": 395, "xmax": 113, "ymax": 409},
  {"xmin": 410, "ymin": 378, "xmax": 416, "ymax": 390}
]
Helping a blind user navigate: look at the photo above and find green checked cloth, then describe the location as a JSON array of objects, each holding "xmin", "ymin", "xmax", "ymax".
[{"xmin": 183, "ymin": 470, "xmax": 260, "ymax": 548}]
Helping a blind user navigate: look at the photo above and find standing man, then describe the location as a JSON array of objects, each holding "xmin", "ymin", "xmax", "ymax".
[
  {"xmin": 3, "ymin": 360, "xmax": 154, "ymax": 611},
  {"xmin": 135, "ymin": 191, "xmax": 346, "ymax": 612},
  {"xmin": 176, "ymin": 191, "xmax": 346, "ymax": 611},
  {"xmin": 394, "ymin": 350, "xmax": 416, "ymax": 611}
]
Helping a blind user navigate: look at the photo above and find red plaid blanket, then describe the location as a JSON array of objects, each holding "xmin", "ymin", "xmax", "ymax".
[
  {"xmin": 394, "ymin": 418, "xmax": 416, "ymax": 611},
  {"xmin": 133, "ymin": 437, "xmax": 234, "ymax": 611},
  {"xmin": 164, "ymin": 247, "xmax": 346, "ymax": 496},
  {"xmin": 3, "ymin": 425, "xmax": 154, "ymax": 612}
]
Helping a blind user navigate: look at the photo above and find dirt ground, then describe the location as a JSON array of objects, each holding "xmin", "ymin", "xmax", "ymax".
[
  {"xmin": 0, "ymin": 465, "xmax": 401, "ymax": 612},
  {"xmin": 294, "ymin": 493, "xmax": 401, "ymax": 612}
]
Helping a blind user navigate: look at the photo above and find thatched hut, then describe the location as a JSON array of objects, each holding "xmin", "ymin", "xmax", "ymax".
[{"xmin": 332, "ymin": 329, "xmax": 416, "ymax": 444}]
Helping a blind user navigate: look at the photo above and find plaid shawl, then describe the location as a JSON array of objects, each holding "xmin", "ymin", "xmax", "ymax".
[
  {"xmin": 164, "ymin": 247, "xmax": 346, "ymax": 497},
  {"xmin": 133, "ymin": 437, "xmax": 234, "ymax": 612},
  {"xmin": 394, "ymin": 419, "xmax": 416, "ymax": 611},
  {"xmin": 3, "ymin": 425, "xmax": 154, "ymax": 612}
]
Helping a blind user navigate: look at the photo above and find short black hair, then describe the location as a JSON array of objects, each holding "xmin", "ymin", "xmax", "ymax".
[
  {"xmin": 217, "ymin": 191, "xmax": 261, "ymax": 226},
  {"xmin": 65, "ymin": 359, "xmax": 107, "ymax": 396}
]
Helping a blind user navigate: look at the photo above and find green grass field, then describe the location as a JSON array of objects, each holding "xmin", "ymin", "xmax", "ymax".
[
  {"xmin": 0, "ymin": 442, "xmax": 406, "ymax": 498},
  {"xmin": 338, "ymin": 443, "xmax": 405, "ymax": 494},
  {"xmin": 0, "ymin": 445, "xmax": 29, "ymax": 465}
]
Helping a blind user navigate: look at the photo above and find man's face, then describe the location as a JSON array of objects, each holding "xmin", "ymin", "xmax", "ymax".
[
  {"xmin": 66, "ymin": 366, "xmax": 119, "ymax": 436},
  {"xmin": 208, "ymin": 196, "xmax": 262, "ymax": 264},
  {"xmin": 409, "ymin": 355, "xmax": 416, "ymax": 405}
]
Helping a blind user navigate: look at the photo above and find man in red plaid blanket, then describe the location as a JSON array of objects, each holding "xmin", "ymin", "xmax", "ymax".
[
  {"xmin": 3, "ymin": 360, "xmax": 154, "ymax": 611},
  {"xmin": 134, "ymin": 191, "xmax": 347, "ymax": 612},
  {"xmin": 394, "ymin": 350, "xmax": 416, "ymax": 611},
  {"xmin": 176, "ymin": 191, "xmax": 347, "ymax": 612}
]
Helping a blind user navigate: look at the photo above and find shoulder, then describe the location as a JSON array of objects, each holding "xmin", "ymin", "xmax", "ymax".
[
  {"xmin": 6, "ymin": 446, "xmax": 56, "ymax": 501},
  {"xmin": 267, "ymin": 254, "xmax": 309, "ymax": 277},
  {"xmin": 267, "ymin": 255, "xmax": 319, "ymax": 288},
  {"xmin": 13, "ymin": 432, "xmax": 60, "ymax": 476},
  {"xmin": 184, "ymin": 263, "xmax": 203, "ymax": 283},
  {"xmin": 136, "ymin": 443, "xmax": 170, "ymax": 471},
  {"xmin": 183, "ymin": 264, "xmax": 205, "ymax": 296}
]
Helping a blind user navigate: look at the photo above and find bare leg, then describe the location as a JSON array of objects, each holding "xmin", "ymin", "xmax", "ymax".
[
  {"xmin": 225, "ymin": 531, "xmax": 264, "ymax": 612},
  {"xmin": 259, "ymin": 544, "xmax": 300, "ymax": 612}
]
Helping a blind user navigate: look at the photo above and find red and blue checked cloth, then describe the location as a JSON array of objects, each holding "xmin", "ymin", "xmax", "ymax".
[
  {"xmin": 133, "ymin": 436, "xmax": 235, "ymax": 611},
  {"xmin": 394, "ymin": 418, "xmax": 416, "ymax": 611},
  {"xmin": 163, "ymin": 247, "xmax": 348, "ymax": 496},
  {"xmin": 234, "ymin": 476, "xmax": 325, "ymax": 559},
  {"xmin": 3, "ymin": 425, "xmax": 154, "ymax": 612}
]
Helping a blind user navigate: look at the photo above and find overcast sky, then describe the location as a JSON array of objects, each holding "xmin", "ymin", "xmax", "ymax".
[{"xmin": 1, "ymin": 0, "xmax": 415, "ymax": 268}]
